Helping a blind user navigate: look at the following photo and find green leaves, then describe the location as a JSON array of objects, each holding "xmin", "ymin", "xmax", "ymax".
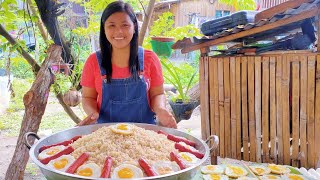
[
  {"xmin": 161, "ymin": 58, "xmax": 199, "ymax": 102},
  {"xmin": 218, "ymin": 0, "xmax": 256, "ymax": 11}
]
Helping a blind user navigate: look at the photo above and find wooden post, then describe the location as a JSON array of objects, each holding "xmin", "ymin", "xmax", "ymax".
[{"xmin": 5, "ymin": 45, "xmax": 62, "ymax": 180}]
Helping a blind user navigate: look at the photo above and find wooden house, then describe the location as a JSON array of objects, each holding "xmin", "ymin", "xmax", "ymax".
[{"xmin": 152, "ymin": 0, "xmax": 235, "ymax": 28}]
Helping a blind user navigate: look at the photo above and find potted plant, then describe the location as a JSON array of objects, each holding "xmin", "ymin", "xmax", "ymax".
[{"xmin": 161, "ymin": 58, "xmax": 199, "ymax": 123}]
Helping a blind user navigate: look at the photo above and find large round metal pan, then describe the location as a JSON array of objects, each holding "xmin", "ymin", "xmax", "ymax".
[{"xmin": 25, "ymin": 123, "xmax": 218, "ymax": 180}]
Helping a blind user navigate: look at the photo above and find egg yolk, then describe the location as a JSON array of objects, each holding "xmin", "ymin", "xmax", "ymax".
[
  {"xmin": 46, "ymin": 148, "xmax": 60, "ymax": 155},
  {"xmin": 117, "ymin": 124, "xmax": 129, "ymax": 130},
  {"xmin": 230, "ymin": 166, "xmax": 243, "ymax": 174},
  {"xmin": 180, "ymin": 154, "xmax": 192, "ymax": 162},
  {"xmin": 269, "ymin": 165, "xmax": 283, "ymax": 172},
  {"xmin": 267, "ymin": 175, "xmax": 279, "ymax": 179},
  {"xmin": 78, "ymin": 168, "xmax": 93, "ymax": 177},
  {"xmin": 157, "ymin": 166, "xmax": 173, "ymax": 175},
  {"xmin": 288, "ymin": 175, "xmax": 303, "ymax": 180},
  {"xmin": 206, "ymin": 165, "xmax": 215, "ymax": 170},
  {"xmin": 209, "ymin": 174, "xmax": 221, "ymax": 180},
  {"xmin": 254, "ymin": 167, "xmax": 265, "ymax": 174},
  {"xmin": 118, "ymin": 168, "xmax": 134, "ymax": 178},
  {"xmin": 53, "ymin": 158, "xmax": 68, "ymax": 169}
]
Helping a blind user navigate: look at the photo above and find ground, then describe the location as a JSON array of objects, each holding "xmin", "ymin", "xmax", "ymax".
[{"xmin": 0, "ymin": 96, "xmax": 202, "ymax": 179}]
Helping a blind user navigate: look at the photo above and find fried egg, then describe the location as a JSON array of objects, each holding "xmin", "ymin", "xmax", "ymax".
[
  {"xmin": 225, "ymin": 165, "xmax": 248, "ymax": 178},
  {"xmin": 38, "ymin": 145, "xmax": 65, "ymax": 160},
  {"xmin": 110, "ymin": 123, "xmax": 134, "ymax": 135},
  {"xmin": 260, "ymin": 174, "xmax": 281, "ymax": 180},
  {"xmin": 249, "ymin": 165, "xmax": 271, "ymax": 176},
  {"xmin": 111, "ymin": 164, "xmax": 144, "ymax": 179},
  {"xmin": 47, "ymin": 155, "xmax": 75, "ymax": 172},
  {"xmin": 152, "ymin": 161, "xmax": 180, "ymax": 175},
  {"xmin": 268, "ymin": 164, "xmax": 290, "ymax": 175},
  {"xmin": 178, "ymin": 152, "xmax": 199, "ymax": 167},
  {"xmin": 201, "ymin": 165, "xmax": 224, "ymax": 174},
  {"xmin": 237, "ymin": 177, "xmax": 259, "ymax": 180},
  {"xmin": 75, "ymin": 163, "xmax": 101, "ymax": 178},
  {"xmin": 203, "ymin": 174, "xmax": 228, "ymax": 180},
  {"xmin": 282, "ymin": 174, "xmax": 305, "ymax": 180}
]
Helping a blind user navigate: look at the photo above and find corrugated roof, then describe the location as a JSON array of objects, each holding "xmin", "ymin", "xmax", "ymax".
[{"xmin": 204, "ymin": 0, "xmax": 319, "ymax": 41}]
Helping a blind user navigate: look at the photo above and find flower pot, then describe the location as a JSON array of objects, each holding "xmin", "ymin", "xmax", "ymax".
[
  {"xmin": 150, "ymin": 37, "xmax": 175, "ymax": 58},
  {"xmin": 63, "ymin": 89, "xmax": 81, "ymax": 107},
  {"xmin": 169, "ymin": 100, "xmax": 200, "ymax": 123}
]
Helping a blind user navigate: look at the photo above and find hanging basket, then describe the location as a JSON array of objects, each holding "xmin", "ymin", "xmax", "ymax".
[{"xmin": 150, "ymin": 37, "xmax": 175, "ymax": 58}]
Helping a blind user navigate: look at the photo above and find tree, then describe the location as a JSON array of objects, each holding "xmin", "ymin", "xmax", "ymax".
[{"xmin": 218, "ymin": 0, "xmax": 256, "ymax": 10}]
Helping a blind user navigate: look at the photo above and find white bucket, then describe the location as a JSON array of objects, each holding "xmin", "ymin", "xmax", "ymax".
[{"xmin": 0, "ymin": 71, "xmax": 13, "ymax": 113}]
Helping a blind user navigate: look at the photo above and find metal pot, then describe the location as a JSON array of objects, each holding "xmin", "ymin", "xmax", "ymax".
[{"xmin": 25, "ymin": 123, "xmax": 218, "ymax": 180}]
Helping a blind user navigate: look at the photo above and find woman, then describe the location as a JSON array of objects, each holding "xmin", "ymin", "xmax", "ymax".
[{"xmin": 79, "ymin": 1, "xmax": 177, "ymax": 128}]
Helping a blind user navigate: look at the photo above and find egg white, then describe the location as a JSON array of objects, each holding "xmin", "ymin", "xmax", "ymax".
[
  {"xmin": 111, "ymin": 164, "xmax": 144, "ymax": 179},
  {"xmin": 281, "ymin": 174, "xmax": 306, "ymax": 180},
  {"xmin": 75, "ymin": 163, "xmax": 101, "ymax": 178},
  {"xmin": 38, "ymin": 145, "xmax": 65, "ymax": 160},
  {"xmin": 178, "ymin": 142, "xmax": 198, "ymax": 151},
  {"xmin": 225, "ymin": 165, "xmax": 248, "ymax": 178},
  {"xmin": 237, "ymin": 176, "xmax": 259, "ymax": 180},
  {"xmin": 178, "ymin": 152, "xmax": 199, "ymax": 167},
  {"xmin": 47, "ymin": 155, "xmax": 75, "ymax": 172},
  {"xmin": 260, "ymin": 174, "xmax": 281, "ymax": 180},
  {"xmin": 152, "ymin": 161, "xmax": 180, "ymax": 175},
  {"xmin": 201, "ymin": 165, "xmax": 224, "ymax": 174},
  {"xmin": 110, "ymin": 123, "xmax": 134, "ymax": 135},
  {"xmin": 249, "ymin": 165, "xmax": 271, "ymax": 176},
  {"xmin": 203, "ymin": 174, "xmax": 228, "ymax": 180}
]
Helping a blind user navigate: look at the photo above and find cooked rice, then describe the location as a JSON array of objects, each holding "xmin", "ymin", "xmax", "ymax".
[{"xmin": 70, "ymin": 125, "xmax": 178, "ymax": 169}]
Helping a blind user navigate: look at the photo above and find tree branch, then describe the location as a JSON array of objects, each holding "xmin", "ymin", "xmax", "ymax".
[{"xmin": 138, "ymin": 0, "xmax": 156, "ymax": 45}]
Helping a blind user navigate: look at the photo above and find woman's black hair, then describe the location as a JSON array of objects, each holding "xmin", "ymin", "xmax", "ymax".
[{"xmin": 99, "ymin": 1, "xmax": 139, "ymax": 83}]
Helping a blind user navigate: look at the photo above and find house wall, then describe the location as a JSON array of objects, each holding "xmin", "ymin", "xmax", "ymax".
[
  {"xmin": 256, "ymin": 0, "xmax": 290, "ymax": 9},
  {"xmin": 152, "ymin": 0, "xmax": 235, "ymax": 28}
]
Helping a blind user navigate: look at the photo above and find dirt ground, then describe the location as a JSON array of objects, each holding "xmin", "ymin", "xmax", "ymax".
[{"xmin": 0, "ymin": 104, "xmax": 201, "ymax": 180}]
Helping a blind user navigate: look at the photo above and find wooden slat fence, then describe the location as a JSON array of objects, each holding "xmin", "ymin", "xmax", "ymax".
[{"xmin": 200, "ymin": 52, "xmax": 320, "ymax": 168}]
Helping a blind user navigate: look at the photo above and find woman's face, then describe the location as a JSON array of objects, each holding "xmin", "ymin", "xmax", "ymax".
[{"xmin": 104, "ymin": 12, "xmax": 135, "ymax": 50}]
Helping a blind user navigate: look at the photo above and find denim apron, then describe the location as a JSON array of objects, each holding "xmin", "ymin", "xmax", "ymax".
[{"xmin": 96, "ymin": 47, "xmax": 156, "ymax": 124}]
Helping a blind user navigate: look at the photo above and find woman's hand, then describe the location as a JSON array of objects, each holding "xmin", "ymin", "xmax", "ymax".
[
  {"xmin": 156, "ymin": 109, "xmax": 177, "ymax": 129},
  {"xmin": 77, "ymin": 112, "xmax": 99, "ymax": 126}
]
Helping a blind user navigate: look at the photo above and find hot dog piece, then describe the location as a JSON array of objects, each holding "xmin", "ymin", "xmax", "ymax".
[
  {"xmin": 66, "ymin": 152, "xmax": 90, "ymax": 174},
  {"xmin": 138, "ymin": 158, "xmax": 157, "ymax": 176},
  {"xmin": 40, "ymin": 146, "xmax": 74, "ymax": 165},
  {"xmin": 167, "ymin": 134, "xmax": 196, "ymax": 147},
  {"xmin": 39, "ymin": 135, "xmax": 82, "ymax": 153},
  {"xmin": 170, "ymin": 152, "xmax": 187, "ymax": 170},
  {"xmin": 174, "ymin": 143, "xmax": 204, "ymax": 159},
  {"xmin": 100, "ymin": 156, "xmax": 113, "ymax": 178}
]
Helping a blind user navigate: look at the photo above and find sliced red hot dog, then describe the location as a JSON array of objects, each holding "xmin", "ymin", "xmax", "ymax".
[
  {"xmin": 157, "ymin": 130, "xmax": 168, "ymax": 136},
  {"xmin": 66, "ymin": 152, "xmax": 90, "ymax": 174},
  {"xmin": 40, "ymin": 146, "xmax": 74, "ymax": 165},
  {"xmin": 39, "ymin": 135, "xmax": 82, "ymax": 153},
  {"xmin": 138, "ymin": 158, "xmax": 157, "ymax": 176},
  {"xmin": 170, "ymin": 152, "xmax": 187, "ymax": 170},
  {"xmin": 174, "ymin": 143, "xmax": 204, "ymax": 159},
  {"xmin": 100, "ymin": 156, "xmax": 113, "ymax": 178},
  {"xmin": 167, "ymin": 134, "xmax": 196, "ymax": 147}
]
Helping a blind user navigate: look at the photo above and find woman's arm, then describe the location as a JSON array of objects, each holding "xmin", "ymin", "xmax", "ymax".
[
  {"xmin": 80, "ymin": 87, "xmax": 99, "ymax": 125},
  {"xmin": 150, "ymin": 86, "xmax": 177, "ymax": 128}
]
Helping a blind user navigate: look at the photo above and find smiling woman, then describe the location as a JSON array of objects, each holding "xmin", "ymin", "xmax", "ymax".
[{"xmin": 79, "ymin": 1, "xmax": 177, "ymax": 128}]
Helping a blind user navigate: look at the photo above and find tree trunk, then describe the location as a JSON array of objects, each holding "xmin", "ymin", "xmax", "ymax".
[
  {"xmin": 138, "ymin": 0, "xmax": 156, "ymax": 46},
  {"xmin": 0, "ymin": 24, "xmax": 81, "ymax": 124},
  {"xmin": 5, "ymin": 45, "xmax": 61, "ymax": 180},
  {"xmin": 34, "ymin": 0, "xmax": 74, "ymax": 64}
]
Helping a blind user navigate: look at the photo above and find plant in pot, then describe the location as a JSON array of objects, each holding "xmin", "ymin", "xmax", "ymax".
[{"xmin": 161, "ymin": 58, "xmax": 199, "ymax": 123}]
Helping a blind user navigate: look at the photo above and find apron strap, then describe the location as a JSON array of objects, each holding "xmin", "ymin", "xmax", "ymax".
[{"xmin": 96, "ymin": 46, "xmax": 144, "ymax": 76}]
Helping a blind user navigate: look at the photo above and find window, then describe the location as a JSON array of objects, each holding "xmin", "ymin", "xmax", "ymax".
[{"xmin": 215, "ymin": 10, "xmax": 231, "ymax": 18}]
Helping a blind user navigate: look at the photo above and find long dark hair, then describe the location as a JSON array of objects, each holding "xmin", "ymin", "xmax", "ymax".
[{"xmin": 99, "ymin": 1, "xmax": 139, "ymax": 83}]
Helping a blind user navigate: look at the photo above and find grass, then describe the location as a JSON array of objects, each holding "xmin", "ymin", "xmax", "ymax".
[{"xmin": 0, "ymin": 78, "xmax": 80, "ymax": 136}]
